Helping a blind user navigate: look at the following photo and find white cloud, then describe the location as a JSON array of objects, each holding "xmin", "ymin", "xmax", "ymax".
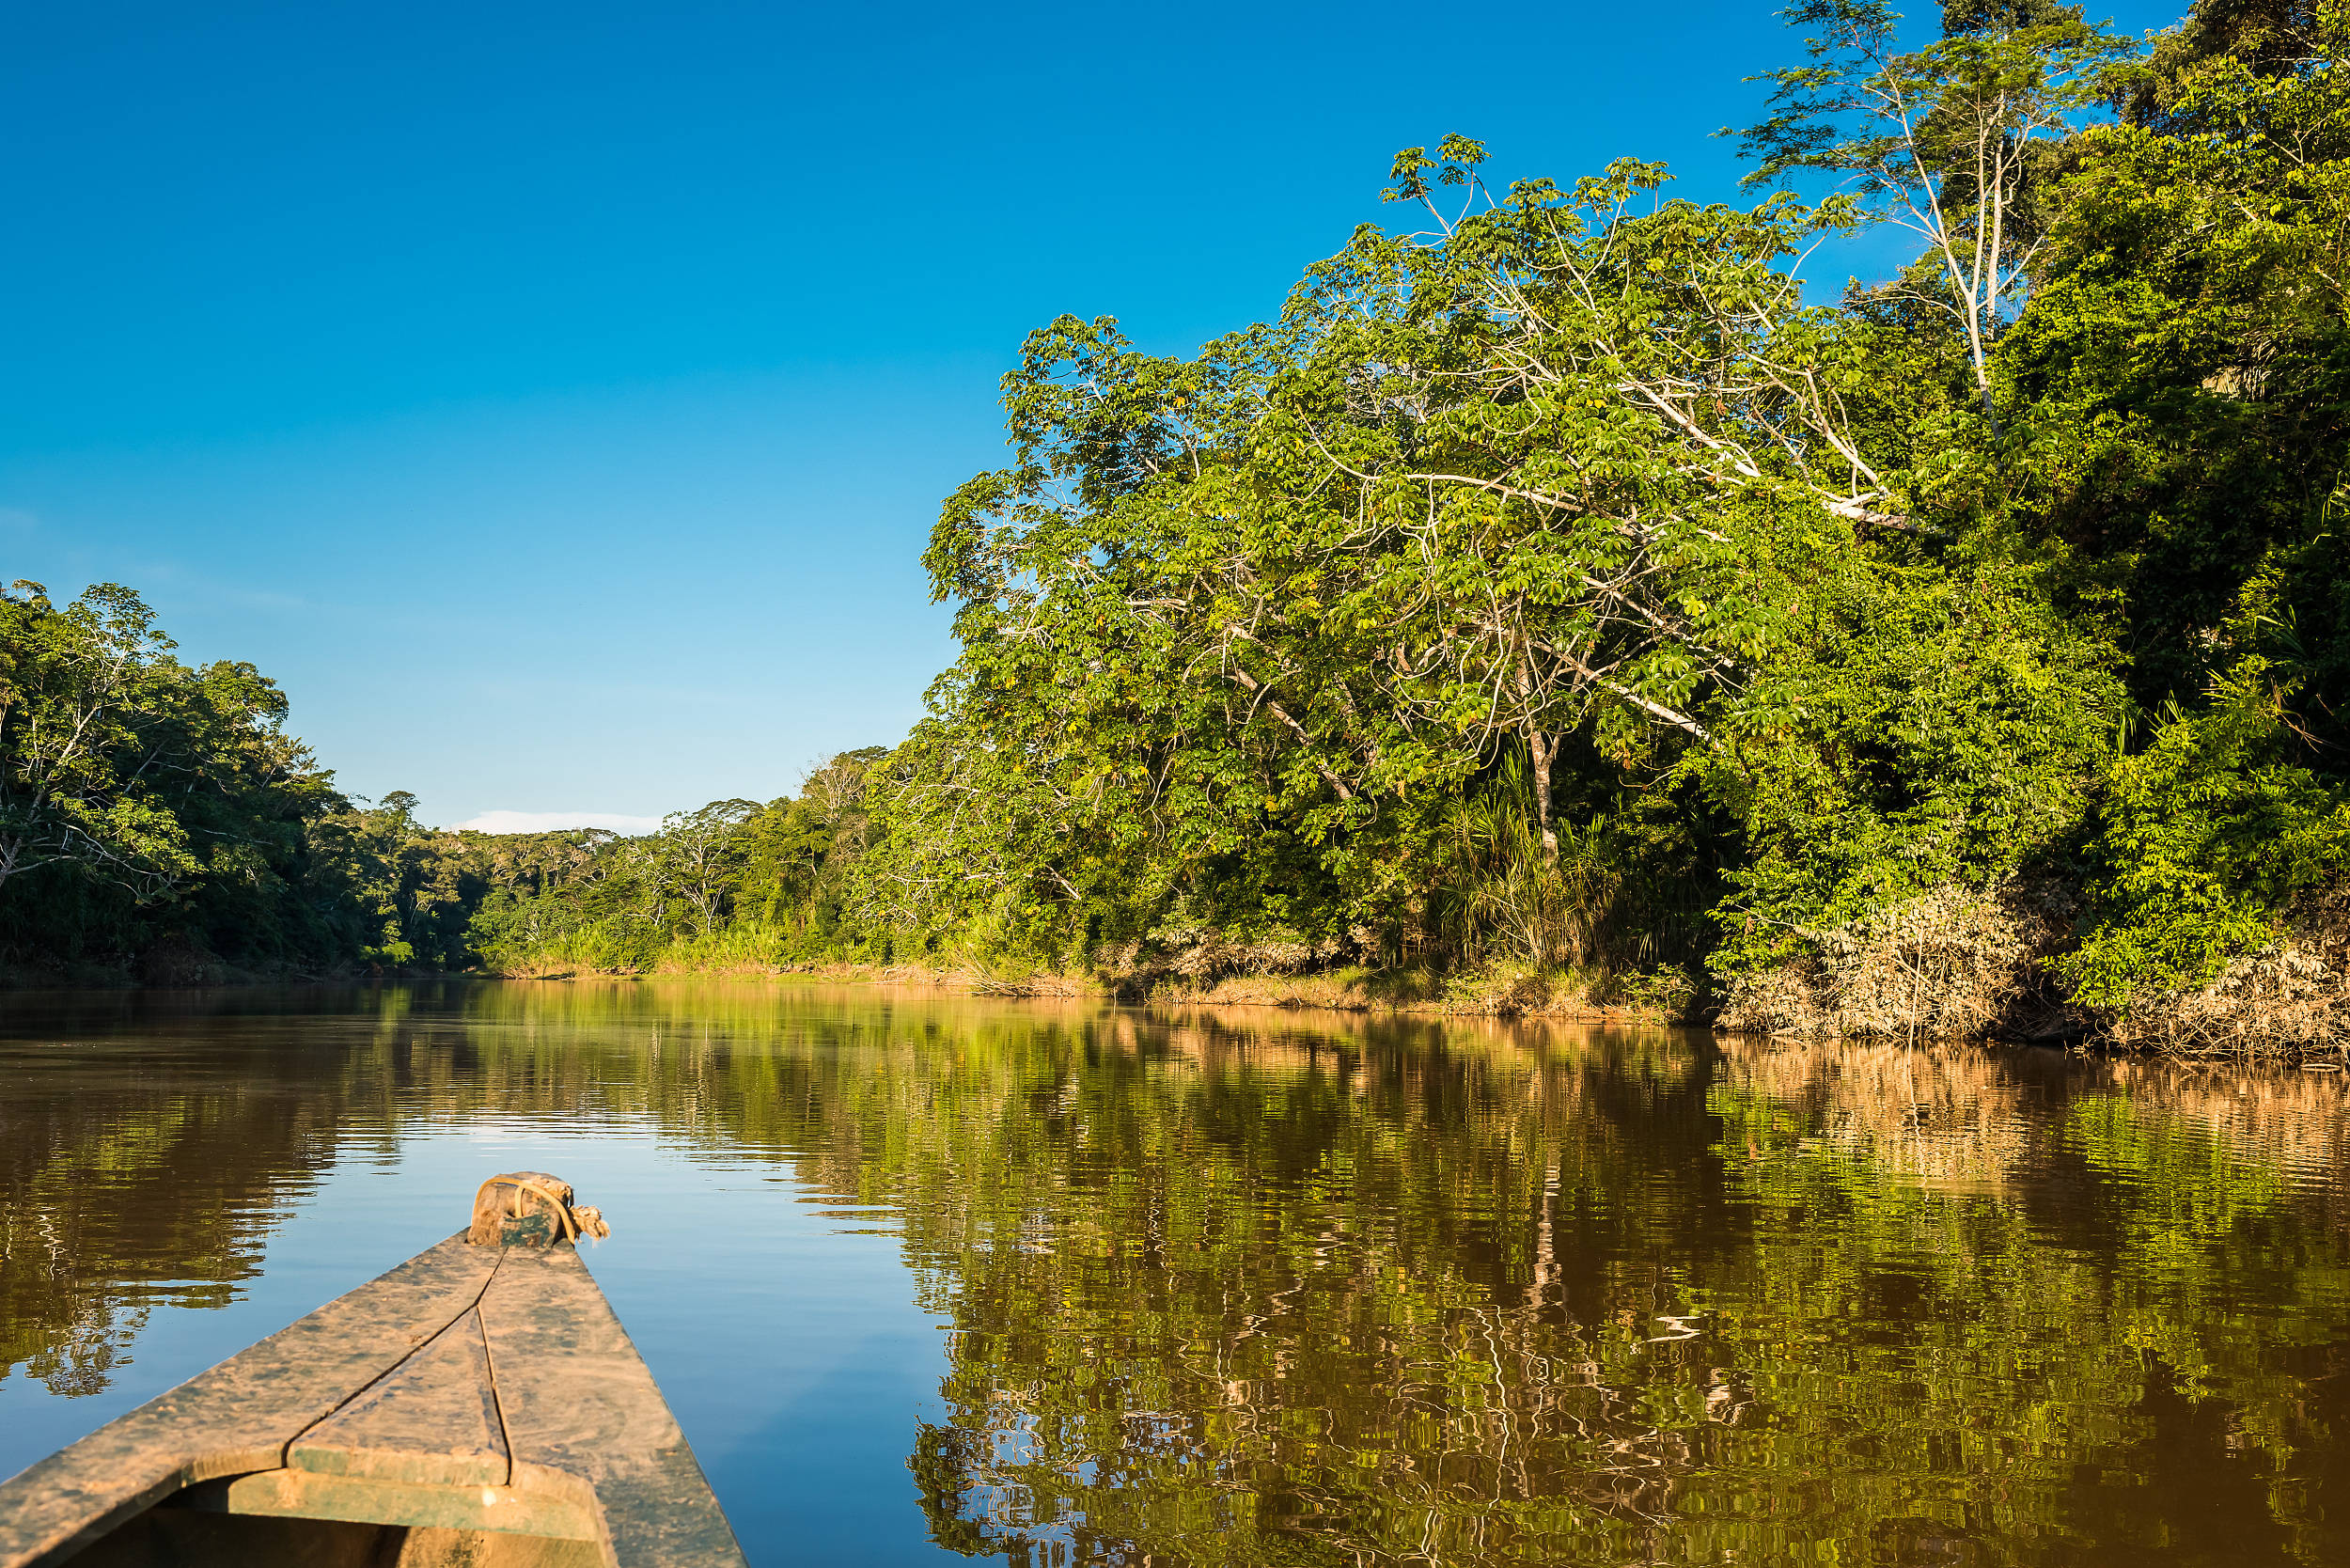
[{"xmin": 454, "ymin": 809, "xmax": 665, "ymax": 836}]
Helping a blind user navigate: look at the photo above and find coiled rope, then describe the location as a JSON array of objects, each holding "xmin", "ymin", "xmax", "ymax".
[{"xmin": 473, "ymin": 1173, "xmax": 610, "ymax": 1243}]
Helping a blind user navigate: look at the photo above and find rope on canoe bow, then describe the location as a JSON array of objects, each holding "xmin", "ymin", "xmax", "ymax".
[{"xmin": 474, "ymin": 1174, "xmax": 611, "ymax": 1243}]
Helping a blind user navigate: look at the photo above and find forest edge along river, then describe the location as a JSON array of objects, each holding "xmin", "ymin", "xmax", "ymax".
[{"xmin": 1, "ymin": 981, "xmax": 2347, "ymax": 1565}]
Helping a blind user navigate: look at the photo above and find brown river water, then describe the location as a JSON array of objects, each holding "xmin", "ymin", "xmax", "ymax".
[{"xmin": 1, "ymin": 981, "xmax": 2346, "ymax": 1565}]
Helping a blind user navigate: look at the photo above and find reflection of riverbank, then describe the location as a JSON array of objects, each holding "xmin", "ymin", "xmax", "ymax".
[
  {"xmin": 483, "ymin": 957, "xmax": 1694, "ymax": 1024},
  {"xmin": 4, "ymin": 962, "xmax": 1688, "ymax": 1027},
  {"xmin": 1715, "ymin": 1035, "xmax": 2350, "ymax": 1202},
  {"xmin": 0, "ymin": 983, "xmax": 1676, "ymax": 1403},
  {"xmin": 6, "ymin": 984, "xmax": 2350, "ymax": 1567},
  {"xmin": 0, "ymin": 1022, "xmax": 352, "ymax": 1395}
]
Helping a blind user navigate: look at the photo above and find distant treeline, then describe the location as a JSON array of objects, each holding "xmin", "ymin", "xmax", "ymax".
[
  {"xmin": 0, "ymin": 575, "xmax": 881, "ymax": 983},
  {"xmin": 461, "ymin": 751, "xmax": 885, "ymax": 977},
  {"xmin": 6, "ymin": 0, "xmax": 2347, "ymax": 1050}
]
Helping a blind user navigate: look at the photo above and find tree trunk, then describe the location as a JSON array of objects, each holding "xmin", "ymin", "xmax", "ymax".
[{"xmin": 1527, "ymin": 728, "xmax": 1558, "ymax": 863}]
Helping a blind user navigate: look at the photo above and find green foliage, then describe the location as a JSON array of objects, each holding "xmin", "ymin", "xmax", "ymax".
[
  {"xmin": 878, "ymin": 151, "xmax": 1926, "ymax": 971},
  {"xmin": 308, "ymin": 798, "xmax": 621, "ymax": 973},
  {"xmin": 0, "ymin": 581, "xmax": 347, "ymax": 973},
  {"xmin": 2000, "ymin": 0, "xmax": 2350, "ymax": 735},
  {"xmin": 3, "ymin": 582, "xmax": 238, "ymax": 903},
  {"xmin": 467, "ymin": 751, "xmax": 893, "ymax": 975},
  {"xmin": 1729, "ymin": 0, "xmax": 2136, "ymax": 427},
  {"xmin": 0, "ymin": 579, "xmax": 718, "ymax": 980},
  {"xmin": 1999, "ymin": 0, "xmax": 2350, "ymax": 1013},
  {"xmin": 838, "ymin": 0, "xmax": 2350, "ymax": 1037},
  {"xmin": 1707, "ymin": 561, "xmax": 2122, "ymax": 961},
  {"xmin": 2060, "ymin": 658, "xmax": 2350, "ymax": 1008}
]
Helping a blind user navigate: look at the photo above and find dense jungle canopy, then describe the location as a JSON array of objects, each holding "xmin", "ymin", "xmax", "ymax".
[{"xmin": 2, "ymin": 0, "xmax": 2345, "ymax": 1049}]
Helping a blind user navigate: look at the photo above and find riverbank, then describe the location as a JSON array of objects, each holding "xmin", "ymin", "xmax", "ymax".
[
  {"xmin": 478, "ymin": 951, "xmax": 1700, "ymax": 1025},
  {"xmin": 474, "ymin": 953, "xmax": 2346, "ymax": 1060},
  {"xmin": 8, "ymin": 931, "xmax": 2346, "ymax": 1061}
]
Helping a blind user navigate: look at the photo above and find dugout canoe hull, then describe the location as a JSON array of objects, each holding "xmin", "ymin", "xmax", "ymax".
[{"xmin": 0, "ymin": 1233, "xmax": 745, "ymax": 1568}]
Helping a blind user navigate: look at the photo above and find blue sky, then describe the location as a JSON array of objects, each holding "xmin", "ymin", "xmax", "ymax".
[{"xmin": 0, "ymin": 0, "xmax": 2170, "ymax": 828}]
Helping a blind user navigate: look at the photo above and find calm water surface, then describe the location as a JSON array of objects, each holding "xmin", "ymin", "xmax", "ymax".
[{"xmin": 2, "ymin": 982, "xmax": 2347, "ymax": 1566}]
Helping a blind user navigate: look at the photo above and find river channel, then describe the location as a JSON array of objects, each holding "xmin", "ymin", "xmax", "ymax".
[{"xmin": 1, "ymin": 982, "xmax": 2345, "ymax": 1565}]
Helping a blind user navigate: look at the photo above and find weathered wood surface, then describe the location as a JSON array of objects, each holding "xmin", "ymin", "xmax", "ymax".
[
  {"xmin": 478, "ymin": 1244, "xmax": 743, "ymax": 1568},
  {"xmin": 0, "ymin": 1231, "xmax": 745, "ymax": 1568},
  {"xmin": 290, "ymin": 1309, "xmax": 508, "ymax": 1488},
  {"xmin": 0, "ymin": 1234, "xmax": 499, "ymax": 1568}
]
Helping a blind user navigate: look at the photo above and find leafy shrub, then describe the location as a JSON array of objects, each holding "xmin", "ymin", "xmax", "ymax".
[{"xmin": 2060, "ymin": 659, "xmax": 2350, "ymax": 1012}]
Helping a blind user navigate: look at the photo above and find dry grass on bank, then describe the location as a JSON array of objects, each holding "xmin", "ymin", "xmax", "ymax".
[
  {"xmin": 2107, "ymin": 889, "xmax": 2350, "ymax": 1058},
  {"xmin": 482, "ymin": 949, "xmax": 1690, "ymax": 1023},
  {"xmin": 1718, "ymin": 880, "xmax": 2350, "ymax": 1060},
  {"xmin": 1145, "ymin": 962, "xmax": 1692, "ymax": 1022},
  {"xmin": 1718, "ymin": 884, "xmax": 2077, "ymax": 1043}
]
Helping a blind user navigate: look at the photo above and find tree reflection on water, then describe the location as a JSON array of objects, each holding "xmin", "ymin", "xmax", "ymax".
[{"xmin": 1, "ymin": 983, "xmax": 2345, "ymax": 1565}]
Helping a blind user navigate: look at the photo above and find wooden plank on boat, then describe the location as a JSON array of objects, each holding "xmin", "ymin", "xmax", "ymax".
[
  {"xmin": 189, "ymin": 1466, "xmax": 603, "ymax": 1542},
  {"xmin": 0, "ymin": 1234, "xmax": 500, "ymax": 1568},
  {"xmin": 478, "ymin": 1242, "xmax": 743, "ymax": 1568},
  {"xmin": 287, "ymin": 1309, "xmax": 508, "ymax": 1488}
]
